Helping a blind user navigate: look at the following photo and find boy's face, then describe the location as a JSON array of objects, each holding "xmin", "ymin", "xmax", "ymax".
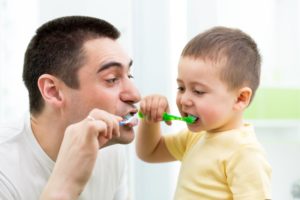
[
  {"xmin": 62, "ymin": 38, "xmax": 141, "ymax": 144},
  {"xmin": 176, "ymin": 56, "xmax": 241, "ymax": 133}
]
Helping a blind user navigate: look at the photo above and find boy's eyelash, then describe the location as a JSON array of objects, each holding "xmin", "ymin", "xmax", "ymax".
[
  {"xmin": 194, "ymin": 90, "xmax": 205, "ymax": 95},
  {"xmin": 177, "ymin": 87, "xmax": 185, "ymax": 92}
]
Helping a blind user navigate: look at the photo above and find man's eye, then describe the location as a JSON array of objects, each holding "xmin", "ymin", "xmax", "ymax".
[
  {"xmin": 106, "ymin": 78, "xmax": 118, "ymax": 84},
  {"xmin": 128, "ymin": 74, "xmax": 134, "ymax": 79}
]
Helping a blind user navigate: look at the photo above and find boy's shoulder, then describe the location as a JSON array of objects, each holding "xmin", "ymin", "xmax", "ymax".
[{"xmin": 205, "ymin": 123, "xmax": 264, "ymax": 152}]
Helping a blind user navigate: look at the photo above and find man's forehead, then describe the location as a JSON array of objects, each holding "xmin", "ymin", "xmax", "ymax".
[{"xmin": 82, "ymin": 38, "xmax": 132, "ymax": 66}]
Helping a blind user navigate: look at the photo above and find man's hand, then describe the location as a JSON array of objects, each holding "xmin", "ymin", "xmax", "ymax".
[{"xmin": 40, "ymin": 109, "xmax": 122, "ymax": 200}]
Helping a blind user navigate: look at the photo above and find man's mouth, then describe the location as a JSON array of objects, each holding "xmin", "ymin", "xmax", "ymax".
[{"xmin": 119, "ymin": 112, "xmax": 139, "ymax": 127}]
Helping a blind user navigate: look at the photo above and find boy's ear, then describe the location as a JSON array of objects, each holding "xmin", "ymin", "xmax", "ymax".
[
  {"xmin": 37, "ymin": 74, "xmax": 64, "ymax": 108},
  {"xmin": 233, "ymin": 87, "xmax": 252, "ymax": 111}
]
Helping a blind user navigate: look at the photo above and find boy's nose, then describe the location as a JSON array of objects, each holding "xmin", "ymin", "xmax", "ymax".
[{"xmin": 179, "ymin": 92, "xmax": 193, "ymax": 107}]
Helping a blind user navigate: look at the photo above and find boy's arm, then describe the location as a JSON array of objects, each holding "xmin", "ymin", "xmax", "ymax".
[
  {"xmin": 136, "ymin": 120, "xmax": 175, "ymax": 163},
  {"xmin": 136, "ymin": 94, "xmax": 176, "ymax": 163}
]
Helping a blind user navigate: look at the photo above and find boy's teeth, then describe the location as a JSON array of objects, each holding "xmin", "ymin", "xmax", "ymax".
[{"xmin": 188, "ymin": 114, "xmax": 199, "ymax": 122}]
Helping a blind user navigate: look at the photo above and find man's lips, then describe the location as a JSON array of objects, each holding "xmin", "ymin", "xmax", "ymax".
[
  {"xmin": 119, "ymin": 115, "xmax": 138, "ymax": 127},
  {"xmin": 119, "ymin": 110, "xmax": 139, "ymax": 127}
]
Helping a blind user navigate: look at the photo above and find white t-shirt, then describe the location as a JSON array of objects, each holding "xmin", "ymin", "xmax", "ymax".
[{"xmin": 0, "ymin": 113, "xmax": 128, "ymax": 200}]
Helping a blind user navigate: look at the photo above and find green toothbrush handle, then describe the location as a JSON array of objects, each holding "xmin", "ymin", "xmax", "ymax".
[
  {"xmin": 137, "ymin": 111, "xmax": 145, "ymax": 119},
  {"xmin": 138, "ymin": 111, "xmax": 191, "ymax": 123},
  {"xmin": 138, "ymin": 111, "xmax": 175, "ymax": 120},
  {"xmin": 162, "ymin": 113, "xmax": 183, "ymax": 121}
]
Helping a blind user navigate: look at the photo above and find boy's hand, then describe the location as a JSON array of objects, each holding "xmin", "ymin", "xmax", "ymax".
[{"xmin": 139, "ymin": 94, "xmax": 172, "ymax": 125}]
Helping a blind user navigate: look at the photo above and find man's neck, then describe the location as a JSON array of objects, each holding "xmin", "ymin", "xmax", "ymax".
[{"xmin": 30, "ymin": 113, "xmax": 65, "ymax": 161}]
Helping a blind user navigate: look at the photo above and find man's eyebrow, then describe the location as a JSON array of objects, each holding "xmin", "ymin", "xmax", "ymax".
[{"xmin": 97, "ymin": 59, "xmax": 133, "ymax": 73}]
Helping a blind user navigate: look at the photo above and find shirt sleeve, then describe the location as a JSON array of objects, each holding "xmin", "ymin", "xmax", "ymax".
[{"xmin": 226, "ymin": 145, "xmax": 272, "ymax": 200}]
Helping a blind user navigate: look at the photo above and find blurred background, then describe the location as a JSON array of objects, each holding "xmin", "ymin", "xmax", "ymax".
[{"xmin": 1, "ymin": 0, "xmax": 300, "ymax": 199}]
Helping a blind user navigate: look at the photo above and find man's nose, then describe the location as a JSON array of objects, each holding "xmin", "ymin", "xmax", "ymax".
[{"xmin": 120, "ymin": 79, "xmax": 141, "ymax": 104}]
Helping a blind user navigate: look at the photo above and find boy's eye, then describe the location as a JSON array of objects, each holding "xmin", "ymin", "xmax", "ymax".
[{"xmin": 177, "ymin": 86, "xmax": 185, "ymax": 92}]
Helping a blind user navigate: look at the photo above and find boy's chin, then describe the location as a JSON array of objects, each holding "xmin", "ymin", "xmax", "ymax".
[{"xmin": 187, "ymin": 125, "xmax": 203, "ymax": 133}]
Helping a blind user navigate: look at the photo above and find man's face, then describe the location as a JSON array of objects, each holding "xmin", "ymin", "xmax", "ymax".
[{"xmin": 63, "ymin": 37, "xmax": 141, "ymax": 144}]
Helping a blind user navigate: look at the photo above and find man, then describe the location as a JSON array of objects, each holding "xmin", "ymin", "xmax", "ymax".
[{"xmin": 0, "ymin": 16, "xmax": 141, "ymax": 199}]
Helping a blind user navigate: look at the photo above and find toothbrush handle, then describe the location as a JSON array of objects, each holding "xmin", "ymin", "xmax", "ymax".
[
  {"xmin": 162, "ymin": 113, "xmax": 183, "ymax": 121},
  {"xmin": 138, "ymin": 111, "xmax": 144, "ymax": 118},
  {"xmin": 138, "ymin": 111, "xmax": 183, "ymax": 122},
  {"xmin": 119, "ymin": 121, "xmax": 127, "ymax": 126}
]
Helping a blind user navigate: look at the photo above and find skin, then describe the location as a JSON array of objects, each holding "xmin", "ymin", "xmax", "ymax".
[
  {"xmin": 33, "ymin": 37, "xmax": 141, "ymax": 199},
  {"xmin": 137, "ymin": 56, "xmax": 252, "ymax": 163}
]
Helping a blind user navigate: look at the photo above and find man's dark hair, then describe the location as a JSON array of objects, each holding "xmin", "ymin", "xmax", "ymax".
[
  {"xmin": 182, "ymin": 26, "xmax": 261, "ymax": 102},
  {"xmin": 23, "ymin": 16, "xmax": 120, "ymax": 115}
]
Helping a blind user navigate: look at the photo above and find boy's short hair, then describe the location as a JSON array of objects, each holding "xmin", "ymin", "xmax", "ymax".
[
  {"xmin": 181, "ymin": 26, "xmax": 261, "ymax": 102},
  {"xmin": 23, "ymin": 16, "xmax": 120, "ymax": 114}
]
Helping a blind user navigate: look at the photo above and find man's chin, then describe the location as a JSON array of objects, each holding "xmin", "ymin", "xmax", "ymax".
[{"xmin": 106, "ymin": 128, "xmax": 135, "ymax": 146}]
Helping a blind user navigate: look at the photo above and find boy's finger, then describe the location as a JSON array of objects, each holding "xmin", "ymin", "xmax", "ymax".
[{"xmin": 165, "ymin": 121, "xmax": 172, "ymax": 126}]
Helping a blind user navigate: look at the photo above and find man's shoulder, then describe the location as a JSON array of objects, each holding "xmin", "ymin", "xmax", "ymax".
[
  {"xmin": 0, "ymin": 116, "xmax": 50, "ymax": 200},
  {"xmin": 0, "ymin": 132, "xmax": 25, "ymax": 198},
  {"xmin": 0, "ymin": 114, "xmax": 27, "ymax": 143},
  {"xmin": 0, "ymin": 116, "xmax": 29, "ymax": 171},
  {"xmin": 0, "ymin": 132, "xmax": 25, "ymax": 168},
  {"xmin": 0, "ymin": 122, "xmax": 26, "ymax": 164}
]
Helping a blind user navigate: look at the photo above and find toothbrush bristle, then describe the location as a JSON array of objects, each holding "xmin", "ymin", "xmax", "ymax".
[
  {"xmin": 126, "ymin": 117, "xmax": 138, "ymax": 127},
  {"xmin": 119, "ymin": 116, "xmax": 138, "ymax": 127},
  {"xmin": 186, "ymin": 115, "xmax": 197, "ymax": 124}
]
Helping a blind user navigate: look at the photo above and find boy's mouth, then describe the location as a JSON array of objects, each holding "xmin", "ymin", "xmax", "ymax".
[{"xmin": 184, "ymin": 113, "xmax": 200, "ymax": 123}]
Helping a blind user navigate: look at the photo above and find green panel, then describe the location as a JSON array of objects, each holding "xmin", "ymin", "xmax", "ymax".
[{"xmin": 245, "ymin": 88, "xmax": 300, "ymax": 119}]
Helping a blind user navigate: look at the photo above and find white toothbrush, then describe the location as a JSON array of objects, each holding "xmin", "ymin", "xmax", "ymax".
[{"xmin": 119, "ymin": 115, "xmax": 138, "ymax": 127}]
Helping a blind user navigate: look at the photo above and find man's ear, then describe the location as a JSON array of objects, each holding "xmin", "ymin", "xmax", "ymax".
[
  {"xmin": 233, "ymin": 87, "xmax": 252, "ymax": 111},
  {"xmin": 37, "ymin": 74, "xmax": 64, "ymax": 108}
]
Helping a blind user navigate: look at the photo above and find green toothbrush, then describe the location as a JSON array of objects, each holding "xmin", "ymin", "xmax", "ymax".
[{"xmin": 138, "ymin": 111, "xmax": 197, "ymax": 124}]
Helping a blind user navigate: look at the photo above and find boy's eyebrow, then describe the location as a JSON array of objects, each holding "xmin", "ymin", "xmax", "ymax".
[
  {"xmin": 97, "ymin": 59, "xmax": 133, "ymax": 73},
  {"xmin": 177, "ymin": 78, "xmax": 209, "ymax": 88}
]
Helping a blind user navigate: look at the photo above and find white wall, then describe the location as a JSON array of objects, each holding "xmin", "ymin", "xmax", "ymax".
[
  {"xmin": 254, "ymin": 121, "xmax": 300, "ymax": 199},
  {"xmin": 0, "ymin": 0, "xmax": 38, "ymax": 123}
]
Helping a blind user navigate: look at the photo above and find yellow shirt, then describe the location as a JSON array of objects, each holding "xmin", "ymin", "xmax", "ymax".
[{"xmin": 164, "ymin": 124, "xmax": 272, "ymax": 200}]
